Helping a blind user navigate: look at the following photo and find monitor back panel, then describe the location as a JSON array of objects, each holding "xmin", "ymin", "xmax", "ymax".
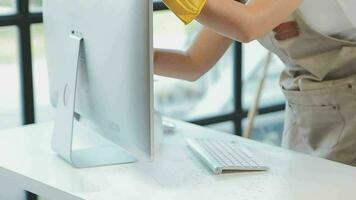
[{"xmin": 43, "ymin": 0, "xmax": 153, "ymax": 157}]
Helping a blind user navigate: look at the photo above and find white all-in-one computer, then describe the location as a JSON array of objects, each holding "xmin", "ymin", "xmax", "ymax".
[
  {"xmin": 43, "ymin": 0, "xmax": 268, "ymax": 174},
  {"xmin": 43, "ymin": 0, "xmax": 154, "ymax": 168}
]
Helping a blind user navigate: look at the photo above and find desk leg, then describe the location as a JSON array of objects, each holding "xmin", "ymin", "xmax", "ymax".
[{"xmin": 26, "ymin": 191, "xmax": 37, "ymax": 200}]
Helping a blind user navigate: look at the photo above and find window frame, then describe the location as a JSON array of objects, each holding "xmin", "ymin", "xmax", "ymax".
[
  {"xmin": 153, "ymin": 2, "xmax": 285, "ymax": 133},
  {"xmin": 0, "ymin": 1, "xmax": 285, "ymax": 199}
]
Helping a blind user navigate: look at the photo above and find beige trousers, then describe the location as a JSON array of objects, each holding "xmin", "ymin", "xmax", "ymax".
[
  {"xmin": 257, "ymin": 10, "xmax": 356, "ymax": 165},
  {"xmin": 282, "ymin": 75, "xmax": 356, "ymax": 165}
]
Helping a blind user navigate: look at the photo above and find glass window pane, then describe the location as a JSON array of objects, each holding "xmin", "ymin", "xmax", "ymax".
[
  {"xmin": 0, "ymin": 26, "xmax": 22, "ymax": 128},
  {"xmin": 30, "ymin": 0, "xmax": 42, "ymax": 12},
  {"xmin": 31, "ymin": 24, "xmax": 55, "ymax": 123},
  {"xmin": 242, "ymin": 41, "xmax": 286, "ymax": 110},
  {"xmin": 242, "ymin": 111, "xmax": 285, "ymax": 146},
  {"xmin": 154, "ymin": 11, "xmax": 234, "ymax": 121},
  {"xmin": 0, "ymin": 0, "xmax": 16, "ymax": 15}
]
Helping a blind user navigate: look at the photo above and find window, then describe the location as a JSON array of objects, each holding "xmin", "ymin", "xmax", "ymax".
[
  {"xmin": 0, "ymin": 26, "xmax": 21, "ymax": 128},
  {"xmin": 0, "ymin": 0, "xmax": 287, "ymax": 135},
  {"xmin": 152, "ymin": 1, "xmax": 286, "ymax": 138},
  {"xmin": 0, "ymin": 0, "xmax": 16, "ymax": 15},
  {"xmin": 29, "ymin": 0, "xmax": 42, "ymax": 12},
  {"xmin": 153, "ymin": 10, "xmax": 234, "ymax": 121},
  {"xmin": 241, "ymin": 41, "xmax": 286, "ymax": 144},
  {"xmin": 1, "ymin": 1, "xmax": 287, "ymax": 198},
  {"xmin": 242, "ymin": 41, "xmax": 285, "ymax": 110}
]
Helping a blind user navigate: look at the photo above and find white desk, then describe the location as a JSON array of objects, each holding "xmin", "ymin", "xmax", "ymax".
[{"xmin": 0, "ymin": 120, "xmax": 355, "ymax": 200}]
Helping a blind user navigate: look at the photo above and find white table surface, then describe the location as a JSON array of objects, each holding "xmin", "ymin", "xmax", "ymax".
[{"xmin": 0, "ymin": 120, "xmax": 355, "ymax": 200}]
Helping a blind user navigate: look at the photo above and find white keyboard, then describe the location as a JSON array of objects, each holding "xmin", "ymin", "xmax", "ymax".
[{"xmin": 186, "ymin": 138, "xmax": 268, "ymax": 174}]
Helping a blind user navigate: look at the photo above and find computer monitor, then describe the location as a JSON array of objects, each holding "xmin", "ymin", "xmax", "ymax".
[{"xmin": 43, "ymin": 0, "xmax": 154, "ymax": 167}]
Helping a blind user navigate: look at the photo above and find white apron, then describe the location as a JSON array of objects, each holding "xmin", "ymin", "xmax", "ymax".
[{"xmin": 258, "ymin": 11, "xmax": 356, "ymax": 165}]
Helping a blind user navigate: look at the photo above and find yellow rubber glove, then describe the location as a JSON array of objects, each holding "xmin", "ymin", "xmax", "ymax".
[{"xmin": 163, "ymin": 0, "xmax": 207, "ymax": 25}]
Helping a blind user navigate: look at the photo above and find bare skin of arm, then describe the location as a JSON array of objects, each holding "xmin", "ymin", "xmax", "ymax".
[
  {"xmin": 155, "ymin": 0, "xmax": 302, "ymax": 81},
  {"xmin": 197, "ymin": 0, "xmax": 302, "ymax": 42},
  {"xmin": 154, "ymin": 28, "xmax": 233, "ymax": 81}
]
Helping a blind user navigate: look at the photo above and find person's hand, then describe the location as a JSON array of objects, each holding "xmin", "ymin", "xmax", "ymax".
[{"xmin": 273, "ymin": 21, "xmax": 299, "ymax": 41}]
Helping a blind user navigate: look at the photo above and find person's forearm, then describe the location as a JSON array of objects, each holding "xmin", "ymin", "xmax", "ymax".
[
  {"xmin": 197, "ymin": 0, "xmax": 301, "ymax": 42},
  {"xmin": 154, "ymin": 28, "xmax": 232, "ymax": 81},
  {"xmin": 154, "ymin": 49, "xmax": 202, "ymax": 81}
]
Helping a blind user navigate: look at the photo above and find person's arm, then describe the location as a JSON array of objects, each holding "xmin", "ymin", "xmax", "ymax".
[
  {"xmin": 154, "ymin": 27, "xmax": 233, "ymax": 81},
  {"xmin": 165, "ymin": 0, "xmax": 302, "ymax": 42},
  {"xmin": 154, "ymin": 21, "xmax": 299, "ymax": 82}
]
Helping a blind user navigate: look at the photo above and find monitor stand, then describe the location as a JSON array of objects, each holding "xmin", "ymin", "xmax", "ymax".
[{"xmin": 51, "ymin": 33, "xmax": 137, "ymax": 168}]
